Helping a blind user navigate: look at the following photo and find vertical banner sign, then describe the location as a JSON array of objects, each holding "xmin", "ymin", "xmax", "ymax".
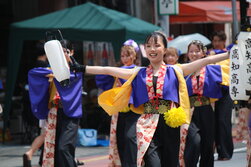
[
  {"xmin": 229, "ymin": 45, "xmax": 248, "ymax": 100},
  {"xmin": 229, "ymin": 32, "xmax": 251, "ymax": 100},
  {"xmin": 158, "ymin": 0, "xmax": 179, "ymax": 15},
  {"xmin": 238, "ymin": 32, "xmax": 251, "ymax": 96}
]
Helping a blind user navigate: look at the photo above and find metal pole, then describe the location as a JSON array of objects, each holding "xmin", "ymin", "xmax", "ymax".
[
  {"xmin": 130, "ymin": 0, "xmax": 134, "ymax": 16},
  {"xmin": 160, "ymin": 15, "xmax": 169, "ymax": 37},
  {"xmin": 231, "ymin": 0, "xmax": 239, "ymax": 42},
  {"xmin": 240, "ymin": 0, "xmax": 250, "ymax": 30},
  {"xmin": 154, "ymin": 0, "xmax": 159, "ymax": 25},
  {"xmin": 135, "ymin": 0, "xmax": 141, "ymax": 19}
]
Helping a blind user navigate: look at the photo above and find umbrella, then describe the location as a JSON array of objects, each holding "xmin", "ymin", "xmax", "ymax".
[{"xmin": 168, "ymin": 33, "xmax": 211, "ymax": 54}]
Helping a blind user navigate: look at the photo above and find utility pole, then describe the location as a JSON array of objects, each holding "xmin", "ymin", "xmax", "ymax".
[
  {"xmin": 231, "ymin": 0, "xmax": 239, "ymax": 42},
  {"xmin": 154, "ymin": 0, "xmax": 159, "ymax": 26},
  {"xmin": 240, "ymin": 0, "xmax": 250, "ymax": 31},
  {"xmin": 160, "ymin": 15, "xmax": 169, "ymax": 37}
]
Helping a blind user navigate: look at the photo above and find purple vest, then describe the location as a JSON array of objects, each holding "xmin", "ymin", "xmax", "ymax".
[
  {"xmin": 130, "ymin": 66, "xmax": 179, "ymax": 107},
  {"xmin": 28, "ymin": 67, "xmax": 83, "ymax": 119},
  {"xmin": 185, "ymin": 65, "xmax": 223, "ymax": 98}
]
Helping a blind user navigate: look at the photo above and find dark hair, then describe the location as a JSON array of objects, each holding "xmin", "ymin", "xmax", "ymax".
[
  {"xmin": 145, "ymin": 31, "xmax": 168, "ymax": 48},
  {"xmin": 36, "ymin": 41, "xmax": 45, "ymax": 56},
  {"xmin": 211, "ymin": 31, "xmax": 226, "ymax": 41},
  {"xmin": 187, "ymin": 40, "xmax": 207, "ymax": 55},
  {"xmin": 178, "ymin": 54, "xmax": 189, "ymax": 64},
  {"xmin": 60, "ymin": 39, "xmax": 74, "ymax": 50}
]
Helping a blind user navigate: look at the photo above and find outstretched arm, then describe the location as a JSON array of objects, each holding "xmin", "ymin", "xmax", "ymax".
[
  {"xmin": 181, "ymin": 52, "xmax": 229, "ymax": 76},
  {"xmin": 69, "ymin": 56, "xmax": 134, "ymax": 79},
  {"xmin": 86, "ymin": 66, "xmax": 134, "ymax": 80}
]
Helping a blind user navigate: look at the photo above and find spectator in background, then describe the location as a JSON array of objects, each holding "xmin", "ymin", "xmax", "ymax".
[
  {"xmin": 210, "ymin": 31, "xmax": 234, "ymax": 161},
  {"xmin": 210, "ymin": 31, "xmax": 227, "ymax": 54}
]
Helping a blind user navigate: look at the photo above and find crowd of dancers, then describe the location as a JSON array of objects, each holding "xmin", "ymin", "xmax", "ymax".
[{"xmin": 24, "ymin": 30, "xmax": 251, "ymax": 167}]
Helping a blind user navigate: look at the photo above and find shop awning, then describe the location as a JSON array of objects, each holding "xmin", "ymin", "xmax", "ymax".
[{"xmin": 170, "ymin": 1, "xmax": 251, "ymax": 24}]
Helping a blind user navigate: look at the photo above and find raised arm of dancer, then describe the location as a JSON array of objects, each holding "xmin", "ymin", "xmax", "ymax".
[
  {"xmin": 181, "ymin": 52, "xmax": 229, "ymax": 76},
  {"xmin": 86, "ymin": 66, "xmax": 134, "ymax": 80},
  {"xmin": 69, "ymin": 56, "xmax": 134, "ymax": 79}
]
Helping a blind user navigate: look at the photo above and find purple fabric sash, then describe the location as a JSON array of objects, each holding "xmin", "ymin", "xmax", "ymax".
[
  {"xmin": 185, "ymin": 65, "xmax": 223, "ymax": 98},
  {"xmin": 130, "ymin": 66, "xmax": 179, "ymax": 107},
  {"xmin": 28, "ymin": 67, "xmax": 83, "ymax": 119}
]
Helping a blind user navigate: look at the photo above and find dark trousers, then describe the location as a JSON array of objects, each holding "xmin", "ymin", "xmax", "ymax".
[
  {"xmin": 116, "ymin": 111, "xmax": 140, "ymax": 167},
  {"xmin": 184, "ymin": 105, "xmax": 215, "ymax": 167},
  {"xmin": 144, "ymin": 115, "xmax": 180, "ymax": 167},
  {"xmin": 55, "ymin": 108, "xmax": 80, "ymax": 167},
  {"xmin": 215, "ymin": 89, "xmax": 234, "ymax": 159}
]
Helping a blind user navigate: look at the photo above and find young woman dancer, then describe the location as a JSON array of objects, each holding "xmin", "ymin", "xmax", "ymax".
[
  {"xmin": 184, "ymin": 40, "xmax": 229, "ymax": 167},
  {"xmin": 95, "ymin": 40, "xmax": 140, "ymax": 167}
]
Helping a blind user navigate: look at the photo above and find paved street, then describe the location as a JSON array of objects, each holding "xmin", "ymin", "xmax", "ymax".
[
  {"xmin": 0, "ymin": 139, "xmax": 247, "ymax": 167},
  {"xmin": 0, "ymin": 144, "xmax": 108, "ymax": 167},
  {"xmin": 214, "ymin": 142, "xmax": 246, "ymax": 167}
]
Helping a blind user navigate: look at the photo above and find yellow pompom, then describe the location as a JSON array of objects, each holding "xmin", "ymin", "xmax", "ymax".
[{"xmin": 164, "ymin": 107, "xmax": 187, "ymax": 128}]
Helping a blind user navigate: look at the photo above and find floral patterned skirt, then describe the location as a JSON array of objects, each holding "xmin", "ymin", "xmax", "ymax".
[{"xmin": 235, "ymin": 107, "xmax": 251, "ymax": 167}]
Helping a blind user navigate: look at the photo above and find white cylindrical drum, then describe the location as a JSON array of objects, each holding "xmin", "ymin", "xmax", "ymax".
[{"xmin": 44, "ymin": 40, "xmax": 70, "ymax": 86}]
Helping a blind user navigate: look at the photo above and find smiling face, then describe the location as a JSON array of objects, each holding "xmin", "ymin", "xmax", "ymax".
[
  {"xmin": 145, "ymin": 35, "xmax": 166, "ymax": 64},
  {"xmin": 187, "ymin": 44, "xmax": 205, "ymax": 62}
]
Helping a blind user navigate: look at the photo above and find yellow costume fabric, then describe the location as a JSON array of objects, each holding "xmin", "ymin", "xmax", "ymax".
[
  {"xmin": 98, "ymin": 68, "xmax": 139, "ymax": 115},
  {"xmin": 98, "ymin": 65, "xmax": 191, "ymax": 124}
]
